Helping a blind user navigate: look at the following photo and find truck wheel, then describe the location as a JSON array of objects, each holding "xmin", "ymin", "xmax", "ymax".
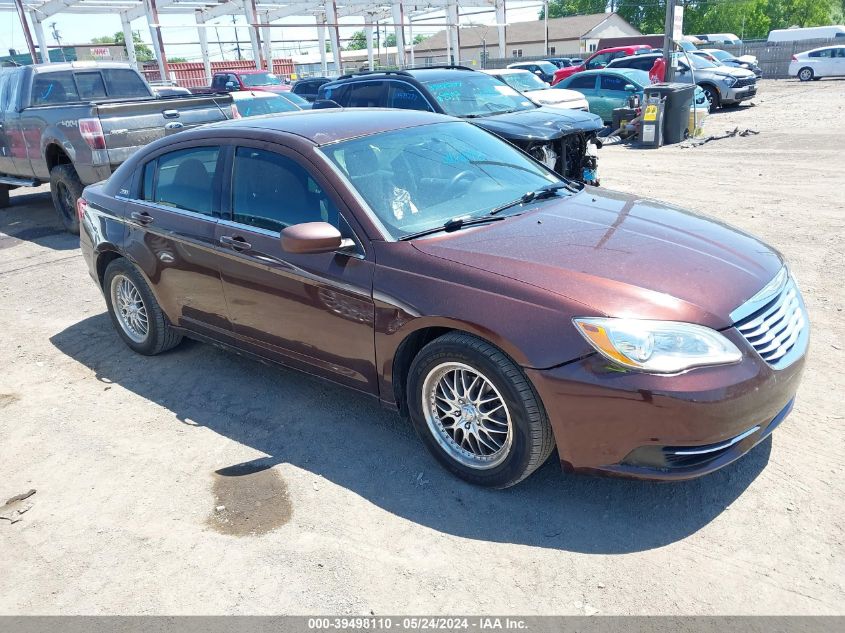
[
  {"xmin": 0, "ymin": 184, "xmax": 9, "ymax": 209},
  {"xmin": 49, "ymin": 164, "xmax": 83, "ymax": 234}
]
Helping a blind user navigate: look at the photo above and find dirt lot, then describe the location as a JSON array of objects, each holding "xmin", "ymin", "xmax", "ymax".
[{"xmin": 0, "ymin": 79, "xmax": 843, "ymax": 615}]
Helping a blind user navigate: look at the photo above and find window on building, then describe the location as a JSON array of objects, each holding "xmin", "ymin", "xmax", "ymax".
[
  {"xmin": 512, "ymin": 49, "xmax": 523, "ymax": 58},
  {"xmin": 589, "ymin": 43, "xmax": 597, "ymax": 52},
  {"xmin": 548, "ymin": 46, "xmax": 556, "ymax": 55}
]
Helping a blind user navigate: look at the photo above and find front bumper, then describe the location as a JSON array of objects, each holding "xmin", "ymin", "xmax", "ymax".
[
  {"xmin": 724, "ymin": 84, "xmax": 757, "ymax": 103},
  {"xmin": 525, "ymin": 328, "xmax": 805, "ymax": 480}
]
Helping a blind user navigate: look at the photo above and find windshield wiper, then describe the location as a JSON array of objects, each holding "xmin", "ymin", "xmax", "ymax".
[
  {"xmin": 489, "ymin": 181, "xmax": 581, "ymax": 216},
  {"xmin": 398, "ymin": 215, "xmax": 506, "ymax": 241}
]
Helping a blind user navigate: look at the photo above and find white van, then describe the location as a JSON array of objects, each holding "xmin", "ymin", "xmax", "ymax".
[{"xmin": 768, "ymin": 26, "xmax": 845, "ymax": 43}]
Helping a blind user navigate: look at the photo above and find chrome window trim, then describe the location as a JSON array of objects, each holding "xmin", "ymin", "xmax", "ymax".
[
  {"xmin": 217, "ymin": 217, "xmax": 366, "ymax": 261},
  {"xmin": 126, "ymin": 198, "xmax": 219, "ymax": 223}
]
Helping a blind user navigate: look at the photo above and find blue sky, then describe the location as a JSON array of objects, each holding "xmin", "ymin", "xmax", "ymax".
[{"xmin": 2, "ymin": 3, "xmax": 543, "ymax": 61}]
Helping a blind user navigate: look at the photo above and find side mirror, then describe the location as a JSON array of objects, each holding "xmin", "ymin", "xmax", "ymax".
[
  {"xmin": 281, "ymin": 222, "xmax": 342, "ymax": 254},
  {"xmin": 624, "ymin": 84, "xmax": 637, "ymax": 92},
  {"xmin": 534, "ymin": 70, "xmax": 543, "ymax": 76}
]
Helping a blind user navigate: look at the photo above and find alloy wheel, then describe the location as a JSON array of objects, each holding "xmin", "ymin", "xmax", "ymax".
[
  {"xmin": 421, "ymin": 362, "xmax": 513, "ymax": 470},
  {"xmin": 110, "ymin": 274, "xmax": 149, "ymax": 344}
]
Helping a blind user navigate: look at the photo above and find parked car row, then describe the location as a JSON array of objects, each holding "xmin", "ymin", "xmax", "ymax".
[{"xmin": 314, "ymin": 66, "xmax": 604, "ymax": 184}]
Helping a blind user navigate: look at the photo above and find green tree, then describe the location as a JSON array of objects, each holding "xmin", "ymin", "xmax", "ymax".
[
  {"xmin": 541, "ymin": 0, "xmax": 609, "ymax": 20},
  {"xmin": 384, "ymin": 33, "xmax": 397, "ymax": 47},
  {"xmin": 91, "ymin": 31, "xmax": 153, "ymax": 62},
  {"xmin": 345, "ymin": 30, "xmax": 367, "ymax": 50}
]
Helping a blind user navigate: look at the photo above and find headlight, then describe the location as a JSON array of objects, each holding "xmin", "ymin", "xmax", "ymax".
[
  {"xmin": 721, "ymin": 75, "xmax": 737, "ymax": 87},
  {"xmin": 573, "ymin": 317, "xmax": 742, "ymax": 374}
]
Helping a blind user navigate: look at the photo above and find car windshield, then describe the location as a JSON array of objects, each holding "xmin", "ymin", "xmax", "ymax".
[
  {"xmin": 279, "ymin": 91, "xmax": 309, "ymax": 106},
  {"xmin": 322, "ymin": 122, "xmax": 561, "ymax": 239},
  {"xmin": 241, "ymin": 72, "xmax": 284, "ymax": 87},
  {"xmin": 532, "ymin": 61, "xmax": 558, "ymax": 74},
  {"xmin": 619, "ymin": 69, "xmax": 652, "ymax": 87},
  {"xmin": 235, "ymin": 95, "xmax": 299, "ymax": 117},
  {"xmin": 499, "ymin": 71, "xmax": 547, "ymax": 92},
  {"xmin": 709, "ymin": 50, "xmax": 735, "ymax": 61},
  {"xmin": 682, "ymin": 53, "xmax": 718, "ymax": 69},
  {"xmin": 423, "ymin": 73, "xmax": 536, "ymax": 117}
]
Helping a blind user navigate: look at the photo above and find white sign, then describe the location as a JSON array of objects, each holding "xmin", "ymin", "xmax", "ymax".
[
  {"xmin": 90, "ymin": 47, "xmax": 111, "ymax": 58},
  {"xmin": 673, "ymin": 6, "xmax": 684, "ymax": 41}
]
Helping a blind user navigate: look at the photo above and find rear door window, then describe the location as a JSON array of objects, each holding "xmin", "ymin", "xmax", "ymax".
[
  {"xmin": 31, "ymin": 72, "xmax": 80, "ymax": 105},
  {"xmin": 143, "ymin": 146, "xmax": 222, "ymax": 216},
  {"xmin": 346, "ymin": 82, "xmax": 387, "ymax": 107},
  {"xmin": 567, "ymin": 74, "xmax": 597, "ymax": 90}
]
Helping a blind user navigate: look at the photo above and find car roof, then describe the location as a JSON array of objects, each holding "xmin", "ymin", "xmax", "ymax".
[
  {"xmin": 485, "ymin": 68, "xmax": 531, "ymax": 74},
  {"xmin": 229, "ymin": 90, "xmax": 286, "ymax": 100},
  {"xmin": 201, "ymin": 107, "xmax": 454, "ymax": 145},
  {"xmin": 28, "ymin": 61, "xmax": 135, "ymax": 74},
  {"xmin": 227, "ymin": 69, "xmax": 273, "ymax": 75},
  {"xmin": 570, "ymin": 67, "xmax": 646, "ymax": 77}
]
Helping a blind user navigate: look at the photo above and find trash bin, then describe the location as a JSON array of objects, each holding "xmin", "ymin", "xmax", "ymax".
[
  {"xmin": 639, "ymin": 96, "xmax": 663, "ymax": 148},
  {"xmin": 644, "ymin": 82, "xmax": 696, "ymax": 144}
]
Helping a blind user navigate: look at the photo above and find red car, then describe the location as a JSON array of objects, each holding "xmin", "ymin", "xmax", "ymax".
[
  {"xmin": 205, "ymin": 70, "xmax": 291, "ymax": 93},
  {"xmin": 552, "ymin": 45, "xmax": 652, "ymax": 85}
]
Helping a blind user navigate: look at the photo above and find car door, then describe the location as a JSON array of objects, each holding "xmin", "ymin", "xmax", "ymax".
[
  {"xmin": 214, "ymin": 142, "xmax": 378, "ymax": 393},
  {"xmin": 0, "ymin": 73, "xmax": 13, "ymax": 175},
  {"xmin": 596, "ymin": 73, "xmax": 630, "ymax": 123},
  {"xmin": 833, "ymin": 47, "xmax": 845, "ymax": 76},
  {"xmin": 122, "ymin": 142, "xmax": 232, "ymax": 335},
  {"xmin": 563, "ymin": 73, "xmax": 598, "ymax": 110}
]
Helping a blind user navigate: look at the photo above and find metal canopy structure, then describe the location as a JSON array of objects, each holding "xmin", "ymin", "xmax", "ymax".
[{"xmin": 2, "ymin": 0, "xmax": 518, "ymax": 83}]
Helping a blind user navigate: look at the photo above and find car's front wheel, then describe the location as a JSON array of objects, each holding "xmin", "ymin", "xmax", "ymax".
[
  {"xmin": 407, "ymin": 332, "xmax": 555, "ymax": 488},
  {"xmin": 104, "ymin": 258, "xmax": 182, "ymax": 355},
  {"xmin": 701, "ymin": 84, "xmax": 721, "ymax": 109},
  {"xmin": 797, "ymin": 67, "xmax": 814, "ymax": 82}
]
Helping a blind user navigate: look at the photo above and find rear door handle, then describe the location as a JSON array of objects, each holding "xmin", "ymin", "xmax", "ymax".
[
  {"xmin": 220, "ymin": 235, "xmax": 252, "ymax": 251},
  {"xmin": 162, "ymin": 109, "xmax": 180, "ymax": 119},
  {"xmin": 130, "ymin": 211, "xmax": 154, "ymax": 225}
]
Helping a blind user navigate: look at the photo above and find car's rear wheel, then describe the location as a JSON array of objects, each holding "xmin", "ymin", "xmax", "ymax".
[
  {"xmin": 797, "ymin": 67, "xmax": 814, "ymax": 82},
  {"xmin": 407, "ymin": 332, "xmax": 555, "ymax": 488},
  {"xmin": 104, "ymin": 259, "xmax": 182, "ymax": 355},
  {"xmin": 49, "ymin": 164, "xmax": 83, "ymax": 234}
]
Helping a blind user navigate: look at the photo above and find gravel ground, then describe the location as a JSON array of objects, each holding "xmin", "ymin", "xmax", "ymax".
[{"xmin": 0, "ymin": 79, "xmax": 842, "ymax": 615}]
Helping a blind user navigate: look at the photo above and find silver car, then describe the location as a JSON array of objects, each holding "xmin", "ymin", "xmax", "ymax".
[{"xmin": 608, "ymin": 52, "xmax": 757, "ymax": 109}]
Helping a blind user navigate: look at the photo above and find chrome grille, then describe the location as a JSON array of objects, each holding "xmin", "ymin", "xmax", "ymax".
[{"xmin": 733, "ymin": 273, "xmax": 808, "ymax": 369}]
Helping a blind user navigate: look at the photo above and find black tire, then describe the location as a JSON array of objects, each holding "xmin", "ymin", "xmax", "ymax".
[
  {"xmin": 49, "ymin": 164, "xmax": 84, "ymax": 234},
  {"xmin": 103, "ymin": 258, "xmax": 182, "ymax": 356},
  {"xmin": 797, "ymin": 67, "xmax": 813, "ymax": 82},
  {"xmin": 701, "ymin": 84, "xmax": 720, "ymax": 109},
  {"xmin": 406, "ymin": 332, "xmax": 555, "ymax": 488}
]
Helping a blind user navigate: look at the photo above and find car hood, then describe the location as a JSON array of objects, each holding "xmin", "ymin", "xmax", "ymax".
[
  {"xmin": 411, "ymin": 188, "xmax": 783, "ymax": 328},
  {"xmin": 249, "ymin": 85, "xmax": 292, "ymax": 93},
  {"xmin": 471, "ymin": 107, "xmax": 603, "ymax": 141},
  {"xmin": 710, "ymin": 66, "xmax": 755, "ymax": 79}
]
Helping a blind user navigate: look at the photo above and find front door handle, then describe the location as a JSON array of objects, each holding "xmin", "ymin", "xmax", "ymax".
[
  {"xmin": 220, "ymin": 235, "xmax": 252, "ymax": 251},
  {"xmin": 130, "ymin": 211, "xmax": 154, "ymax": 225}
]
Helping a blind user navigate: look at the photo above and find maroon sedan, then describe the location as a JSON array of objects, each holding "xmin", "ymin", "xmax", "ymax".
[{"xmin": 78, "ymin": 109, "xmax": 808, "ymax": 488}]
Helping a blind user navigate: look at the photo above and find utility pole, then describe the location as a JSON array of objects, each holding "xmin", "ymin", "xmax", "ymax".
[
  {"xmin": 662, "ymin": 0, "xmax": 678, "ymax": 82},
  {"xmin": 13, "ymin": 0, "xmax": 38, "ymax": 63},
  {"xmin": 232, "ymin": 15, "xmax": 243, "ymax": 60}
]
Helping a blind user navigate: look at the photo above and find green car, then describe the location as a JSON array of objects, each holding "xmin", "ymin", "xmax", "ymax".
[{"xmin": 553, "ymin": 68, "xmax": 650, "ymax": 124}]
